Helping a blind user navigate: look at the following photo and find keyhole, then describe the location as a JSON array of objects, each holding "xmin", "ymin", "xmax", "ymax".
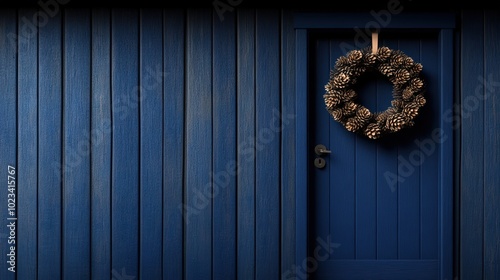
[{"xmin": 314, "ymin": 158, "xmax": 326, "ymax": 169}]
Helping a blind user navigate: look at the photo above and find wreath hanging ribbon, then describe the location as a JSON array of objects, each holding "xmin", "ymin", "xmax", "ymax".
[{"xmin": 324, "ymin": 46, "xmax": 426, "ymax": 139}]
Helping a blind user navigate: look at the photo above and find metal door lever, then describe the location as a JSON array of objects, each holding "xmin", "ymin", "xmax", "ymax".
[{"xmin": 314, "ymin": 144, "xmax": 331, "ymax": 156}]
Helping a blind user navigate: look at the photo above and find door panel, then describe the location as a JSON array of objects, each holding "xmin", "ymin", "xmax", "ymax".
[{"xmin": 309, "ymin": 31, "xmax": 443, "ymax": 279}]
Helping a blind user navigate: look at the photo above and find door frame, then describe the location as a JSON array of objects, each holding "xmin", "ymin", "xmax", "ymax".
[{"xmin": 294, "ymin": 12, "xmax": 455, "ymax": 279}]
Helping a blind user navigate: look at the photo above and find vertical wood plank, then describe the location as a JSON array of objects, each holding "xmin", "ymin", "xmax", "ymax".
[
  {"xmin": 376, "ymin": 39, "xmax": 399, "ymax": 260},
  {"xmin": 460, "ymin": 10, "xmax": 485, "ymax": 280},
  {"xmin": 483, "ymin": 10, "xmax": 500, "ymax": 280},
  {"xmin": 17, "ymin": 8, "xmax": 38, "ymax": 280},
  {"xmin": 139, "ymin": 9, "xmax": 163, "ymax": 280},
  {"xmin": 255, "ymin": 9, "xmax": 280, "ymax": 279},
  {"xmin": 311, "ymin": 38, "xmax": 331, "ymax": 257},
  {"xmin": 439, "ymin": 28, "xmax": 454, "ymax": 280},
  {"xmin": 185, "ymin": 8, "xmax": 212, "ymax": 280},
  {"xmin": 295, "ymin": 27, "xmax": 309, "ymax": 271},
  {"xmin": 91, "ymin": 8, "xmax": 112, "ymax": 279},
  {"xmin": 111, "ymin": 9, "xmax": 139, "ymax": 278},
  {"xmin": 419, "ymin": 36, "xmax": 439, "ymax": 260},
  {"xmin": 0, "ymin": 9, "xmax": 17, "ymax": 280},
  {"xmin": 329, "ymin": 38, "xmax": 356, "ymax": 260},
  {"xmin": 163, "ymin": 9, "xmax": 185, "ymax": 280},
  {"xmin": 280, "ymin": 9, "xmax": 296, "ymax": 275},
  {"xmin": 236, "ymin": 9, "xmax": 256, "ymax": 280},
  {"xmin": 212, "ymin": 9, "xmax": 237, "ymax": 280},
  {"xmin": 354, "ymin": 48, "xmax": 378, "ymax": 259},
  {"xmin": 38, "ymin": 10, "xmax": 62, "ymax": 279},
  {"xmin": 397, "ymin": 40, "xmax": 421, "ymax": 260},
  {"xmin": 62, "ymin": 8, "xmax": 91, "ymax": 279}
]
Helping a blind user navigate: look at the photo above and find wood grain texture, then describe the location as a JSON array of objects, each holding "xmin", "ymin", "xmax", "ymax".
[
  {"xmin": 62, "ymin": 8, "xmax": 91, "ymax": 279},
  {"xmin": 255, "ymin": 9, "xmax": 281, "ymax": 280},
  {"xmin": 0, "ymin": 9, "xmax": 17, "ymax": 280},
  {"xmin": 17, "ymin": 8, "xmax": 38, "ymax": 280},
  {"xmin": 111, "ymin": 8, "xmax": 140, "ymax": 278},
  {"xmin": 483, "ymin": 10, "xmax": 500, "ymax": 280},
  {"xmin": 212, "ymin": 8, "xmax": 237, "ymax": 280},
  {"xmin": 139, "ymin": 9, "xmax": 163, "ymax": 280},
  {"xmin": 163, "ymin": 9, "xmax": 185, "ymax": 280},
  {"xmin": 184, "ymin": 8, "xmax": 213, "ymax": 280},
  {"xmin": 280, "ymin": 9, "xmax": 296, "ymax": 276},
  {"xmin": 38, "ymin": 10, "xmax": 63, "ymax": 280},
  {"xmin": 91, "ymin": 8, "xmax": 112, "ymax": 280},
  {"xmin": 460, "ymin": 11, "xmax": 485, "ymax": 279},
  {"xmin": 236, "ymin": 8, "xmax": 256, "ymax": 280}
]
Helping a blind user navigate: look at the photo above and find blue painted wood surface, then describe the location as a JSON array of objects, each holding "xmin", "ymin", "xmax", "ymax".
[
  {"xmin": 38, "ymin": 10, "xmax": 63, "ymax": 280},
  {"xmin": 213, "ymin": 8, "xmax": 237, "ymax": 280},
  {"xmin": 91, "ymin": 8, "xmax": 112, "ymax": 280},
  {"xmin": 0, "ymin": 9, "xmax": 17, "ymax": 280},
  {"xmin": 139, "ymin": 8, "xmax": 163, "ymax": 280},
  {"xmin": 301, "ymin": 15, "xmax": 455, "ymax": 279},
  {"xmin": 255, "ymin": 9, "xmax": 281, "ymax": 280},
  {"xmin": 17, "ymin": 8, "xmax": 38, "ymax": 280},
  {"xmin": 2, "ymin": 7, "xmax": 500, "ymax": 280},
  {"xmin": 460, "ymin": 10, "xmax": 485, "ymax": 280},
  {"xmin": 163, "ymin": 9, "xmax": 185, "ymax": 280},
  {"xmin": 483, "ymin": 11, "xmax": 500, "ymax": 280},
  {"xmin": 111, "ymin": 8, "xmax": 140, "ymax": 278},
  {"xmin": 63, "ymin": 8, "xmax": 91, "ymax": 279},
  {"xmin": 236, "ymin": 9, "xmax": 256, "ymax": 280},
  {"xmin": 185, "ymin": 8, "xmax": 212, "ymax": 280}
]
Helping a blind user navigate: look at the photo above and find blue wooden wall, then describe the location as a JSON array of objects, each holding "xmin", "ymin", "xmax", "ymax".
[
  {"xmin": 0, "ymin": 7, "xmax": 296, "ymax": 280},
  {"xmin": 0, "ymin": 6, "xmax": 498, "ymax": 280},
  {"xmin": 460, "ymin": 10, "xmax": 500, "ymax": 280}
]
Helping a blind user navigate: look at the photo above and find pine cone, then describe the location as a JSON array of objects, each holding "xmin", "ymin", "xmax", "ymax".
[
  {"xmin": 402, "ymin": 102, "xmax": 420, "ymax": 121},
  {"xmin": 390, "ymin": 52, "xmax": 405, "ymax": 68},
  {"xmin": 391, "ymin": 98, "xmax": 405, "ymax": 109},
  {"xmin": 376, "ymin": 46, "xmax": 391, "ymax": 61},
  {"xmin": 375, "ymin": 107, "xmax": 397, "ymax": 124},
  {"xmin": 409, "ymin": 78, "xmax": 424, "ymax": 92},
  {"xmin": 331, "ymin": 108, "xmax": 345, "ymax": 121},
  {"xmin": 335, "ymin": 56, "xmax": 350, "ymax": 68},
  {"xmin": 341, "ymin": 89, "xmax": 357, "ymax": 102},
  {"xmin": 402, "ymin": 88, "xmax": 414, "ymax": 101},
  {"xmin": 347, "ymin": 50, "xmax": 363, "ymax": 65},
  {"xmin": 393, "ymin": 69, "xmax": 410, "ymax": 85},
  {"xmin": 386, "ymin": 113, "xmax": 406, "ymax": 132},
  {"xmin": 350, "ymin": 66, "xmax": 366, "ymax": 77},
  {"xmin": 343, "ymin": 101, "xmax": 359, "ymax": 116},
  {"xmin": 408, "ymin": 63, "xmax": 423, "ymax": 76},
  {"xmin": 324, "ymin": 94, "xmax": 341, "ymax": 109},
  {"xmin": 356, "ymin": 106, "xmax": 372, "ymax": 120},
  {"xmin": 365, "ymin": 123, "xmax": 382, "ymax": 139},
  {"xmin": 413, "ymin": 94, "xmax": 426, "ymax": 107},
  {"xmin": 378, "ymin": 63, "xmax": 394, "ymax": 76},
  {"xmin": 345, "ymin": 116, "xmax": 366, "ymax": 132},
  {"xmin": 333, "ymin": 72, "xmax": 350, "ymax": 88},
  {"xmin": 402, "ymin": 56, "xmax": 414, "ymax": 68},
  {"xmin": 364, "ymin": 53, "xmax": 377, "ymax": 66}
]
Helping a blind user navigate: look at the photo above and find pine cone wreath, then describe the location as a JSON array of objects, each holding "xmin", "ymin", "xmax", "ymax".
[{"xmin": 324, "ymin": 46, "xmax": 426, "ymax": 139}]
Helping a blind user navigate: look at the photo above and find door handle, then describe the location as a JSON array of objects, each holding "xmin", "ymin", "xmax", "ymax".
[{"xmin": 314, "ymin": 144, "xmax": 331, "ymax": 156}]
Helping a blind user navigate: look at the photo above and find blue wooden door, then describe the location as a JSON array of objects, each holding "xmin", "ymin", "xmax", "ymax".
[{"xmin": 305, "ymin": 28, "xmax": 454, "ymax": 279}]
